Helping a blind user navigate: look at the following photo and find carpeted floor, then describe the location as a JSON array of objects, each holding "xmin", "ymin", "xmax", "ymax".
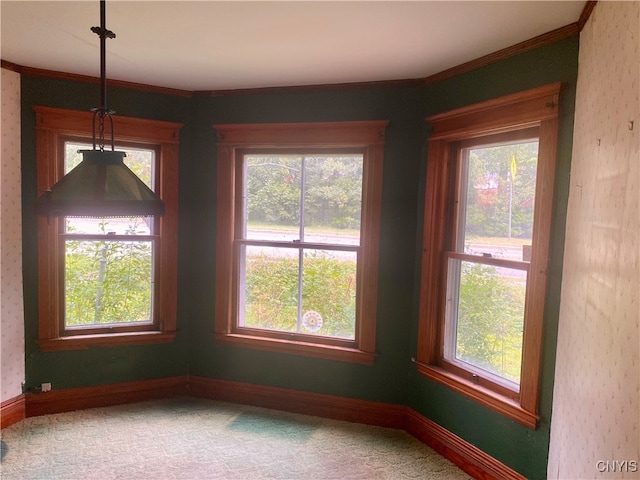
[{"xmin": 0, "ymin": 397, "xmax": 472, "ymax": 479}]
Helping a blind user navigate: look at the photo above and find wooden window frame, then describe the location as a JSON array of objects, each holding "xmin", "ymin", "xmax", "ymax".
[
  {"xmin": 35, "ymin": 106, "xmax": 181, "ymax": 351},
  {"xmin": 214, "ymin": 121, "xmax": 387, "ymax": 365},
  {"xmin": 416, "ymin": 84, "xmax": 561, "ymax": 428}
]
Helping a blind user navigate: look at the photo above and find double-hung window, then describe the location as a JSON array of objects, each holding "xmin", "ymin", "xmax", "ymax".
[
  {"xmin": 214, "ymin": 122, "xmax": 387, "ymax": 365},
  {"xmin": 416, "ymin": 84, "xmax": 561, "ymax": 428},
  {"xmin": 35, "ymin": 106, "xmax": 181, "ymax": 350}
]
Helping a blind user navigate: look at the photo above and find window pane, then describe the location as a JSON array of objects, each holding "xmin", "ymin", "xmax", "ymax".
[
  {"xmin": 240, "ymin": 245, "xmax": 357, "ymax": 339},
  {"xmin": 62, "ymin": 142, "xmax": 157, "ymax": 329},
  {"xmin": 244, "ymin": 155, "xmax": 301, "ymax": 242},
  {"xmin": 64, "ymin": 142, "xmax": 155, "ymax": 235},
  {"xmin": 64, "ymin": 142, "xmax": 154, "ymax": 186},
  {"xmin": 65, "ymin": 217, "xmax": 153, "ymax": 236},
  {"xmin": 445, "ymin": 259, "xmax": 526, "ymax": 386},
  {"xmin": 304, "ymin": 155, "xmax": 362, "ymax": 246},
  {"xmin": 301, "ymin": 249, "xmax": 357, "ymax": 340},
  {"xmin": 64, "ymin": 240, "xmax": 153, "ymax": 327},
  {"xmin": 460, "ymin": 141, "xmax": 538, "ymax": 262},
  {"xmin": 243, "ymin": 154, "xmax": 363, "ymax": 246},
  {"xmin": 240, "ymin": 151, "xmax": 363, "ymax": 341},
  {"xmin": 241, "ymin": 245, "xmax": 299, "ymax": 333}
]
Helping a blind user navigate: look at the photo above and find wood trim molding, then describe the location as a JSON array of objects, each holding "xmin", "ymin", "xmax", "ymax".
[
  {"xmin": 7, "ymin": 375, "xmax": 523, "ymax": 479},
  {"xmin": 418, "ymin": 83, "xmax": 561, "ymax": 428},
  {"xmin": 4, "ymin": 20, "xmax": 578, "ymax": 98},
  {"xmin": 37, "ymin": 331, "xmax": 178, "ymax": 351},
  {"xmin": 214, "ymin": 121, "xmax": 388, "ymax": 146},
  {"xmin": 24, "ymin": 376, "xmax": 188, "ymax": 418},
  {"xmin": 188, "ymin": 376, "xmax": 523, "ymax": 480},
  {"xmin": 194, "ymin": 77, "xmax": 424, "ymax": 97},
  {"xmin": 578, "ymin": 1, "xmax": 597, "ymax": 31},
  {"xmin": 202, "ymin": 21, "xmax": 575, "ymax": 96},
  {"xmin": 34, "ymin": 106, "xmax": 181, "ymax": 350},
  {"xmin": 422, "ymin": 24, "xmax": 578, "ymax": 87},
  {"xmin": 213, "ymin": 333, "xmax": 376, "ymax": 365},
  {"xmin": 427, "ymin": 82, "xmax": 561, "ymax": 141},
  {"xmin": 415, "ymin": 364, "xmax": 539, "ymax": 430},
  {"xmin": 0, "ymin": 59, "xmax": 21, "ymax": 74},
  {"xmin": 33, "ymin": 105, "xmax": 183, "ymax": 144},
  {"xmin": 1, "ymin": 395, "xmax": 26, "ymax": 429},
  {"xmin": 213, "ymin": 120, "xmax": 386, "ymax": 364},
  {"xmin": 1, "ymin": 60, "xmax": 192, "ymax": 98},
  {"xmin": 188, "ymin": 376, "xmax": 405, "ymax": 429},
  {"xmin": 406, "ymin": 409, "xmax": 526, "ymax": 480}
]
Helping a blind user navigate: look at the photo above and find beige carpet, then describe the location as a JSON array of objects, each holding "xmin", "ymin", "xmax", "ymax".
[{"xmin": 0, "ymin": 397, "xmax": 472, "ymax": 479}]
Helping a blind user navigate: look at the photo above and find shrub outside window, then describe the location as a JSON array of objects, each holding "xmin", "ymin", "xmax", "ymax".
[
  {"xmin": 63, "ymin": 142, "xmax": 156, "ymax": 332},
  {"xmin": 214, "ymin": 122, "xmax": 387, "ymax": 365},
  {"xmin": 238, "ymin": 152, "xmax": 362, "ymax": 340},
  {"xmin": 35, "ymin": 106, "xmax": 181, "ymax": 351},
  {"xmin": 416, "ymin": 84, "xmax": 561, "ymax": 428}
]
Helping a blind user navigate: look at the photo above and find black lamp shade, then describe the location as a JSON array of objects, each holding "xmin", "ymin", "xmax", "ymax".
[{"xmin": 35, "ymin": 150, "xmax": 165, "ymax": 218}]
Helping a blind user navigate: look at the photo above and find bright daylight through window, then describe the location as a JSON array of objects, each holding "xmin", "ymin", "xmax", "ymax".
[
  {"xmin": 214, "ymin": 122, "xmax": 386, "ymax": 365},
  {"xmin": 444, "ymin": 135, "xmax": 539, "ymax": 391},
  {"xmin": 35, "ymin": 106, "xmax": 180, "ymax": 351},
  {"xmin": 416, "ymin": 84, "xmax": 561, "ymax": 428},
  {"xmin": 238, "ymin": 153, "xmax": 362, "ymax": 339},
  {"xmin": 63, "ymin": 142, "xmax": 156, "ymax": 330}
]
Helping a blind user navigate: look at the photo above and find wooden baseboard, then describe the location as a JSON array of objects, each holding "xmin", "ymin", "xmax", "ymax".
[
  {"xmin": 1, "ymin": 394, "xmax": 26, "ymax": 428},
  {"xmin": 405, "ymin": 409, "xmax": 526, "ymax": 480},
  {"xmin": 188, "ymin": 376, "xmax": 406, "ymax": 429},
  {"xmin": 24, "ymin": 376, "xmax": 188, "ymax": 417},
  {"xmin": 189, "ymin": 376, "xmax": 523, "ymax": 480},
  {"xmin": 9, "ymin": 375, "xmax": 524, "ymax": 479}
]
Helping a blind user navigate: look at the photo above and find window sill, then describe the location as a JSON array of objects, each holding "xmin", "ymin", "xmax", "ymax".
[
  {"xmin": 214, "ymin": 333, "xmax": 376, "ymax": 365},
  {"xmin": 416, "ymin": 363, "xmax": 539, "ymax": 429},
  {"xmin": 38, "ymin": 331, "xmax": 178, "ymax": 352}
]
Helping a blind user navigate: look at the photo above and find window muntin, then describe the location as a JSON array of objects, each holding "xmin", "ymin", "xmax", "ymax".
[
  {"xmin": 60, "ymin": 142, "xmax": 159, "ymax": 334},
  {"xmin": 442, "ymin": 136, "xmax": 539, "ymax": 392},
  {"xmin": 416, "ymin": 83, "xmax": 561, "ymax": 428},
  {"xmin": 214, "ymin": 121, "xmax": 386, "ymax": 365},
  {"xmin": 35, "ymin": 105, "xmax": 181, "ymax": 351},
  {"xmin": 237, "ymin": 152, "xmax": 362, "ymax": 341}
]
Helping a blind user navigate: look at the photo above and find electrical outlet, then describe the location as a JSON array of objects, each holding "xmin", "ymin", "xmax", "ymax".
[{"xmin": 41, "ymin": 382, "xmax": 52, "ymax": 392}]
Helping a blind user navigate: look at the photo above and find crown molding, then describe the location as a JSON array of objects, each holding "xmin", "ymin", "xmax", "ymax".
[
  {"xmin": 578, "ymin": 1, "xmax": 597, "ymax": 31},
  {"xmin": 2, "ymin": 19, "xmax": 582, "ymax": 98},
  {"xmin": 422, "ymin": 24, "xmax": 579, "ymax": 86},
  {"xmin": 0, "ymin": 60, "xmax": 192, "ymax": 98}
]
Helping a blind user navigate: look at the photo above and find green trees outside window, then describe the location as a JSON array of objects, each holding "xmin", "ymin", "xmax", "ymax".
[
  {"xmin": 64, "ymin": 226, "xmax": 153, "ymax": 327},
  {"xmin": 455, "ymin": 262, "xmax": 526, "ymax": 384},
  {"xmin": 63, "ymin": 143, "xmax": 156, "ymax": 327},
  {"xmin": 243, "ymin": 252, "xmax": 357, "ymax": 339},
  {"xmin": 444, "ymin": 138, "xmax": 538, "ymax": 387},
  {"xmin": 238, "ymin": 154, "xmax": 362, "ymax": 339}
]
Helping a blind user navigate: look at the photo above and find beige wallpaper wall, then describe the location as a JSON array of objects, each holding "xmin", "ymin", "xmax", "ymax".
[
  {"xmin": 548, "ymin": 2, "xmax": 639, "ymax": 479},
  {"xmin": 1, "ymin": 67, "xmax": 25, "ymax": 402}
]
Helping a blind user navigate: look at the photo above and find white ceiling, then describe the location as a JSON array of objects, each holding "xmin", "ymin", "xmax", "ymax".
[{"xmin": 1, "ymin": 1, "xmax": 585, "ymax": 92}]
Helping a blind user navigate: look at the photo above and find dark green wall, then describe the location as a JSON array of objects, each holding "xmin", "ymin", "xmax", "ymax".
[
  {"xmin": 20, "ymin": 77, "xmax": 194, "ymax": 389},
  {"xmin": 185, "ymin": 86, "xmax": 424, "ymax": 404},
  {"xmin": 20, "ymin": 35, "xmax": 578, "ymax": 480},
  {"xmin": 408, "ymin": 37, "xmax": 579, "ymax": 480}
]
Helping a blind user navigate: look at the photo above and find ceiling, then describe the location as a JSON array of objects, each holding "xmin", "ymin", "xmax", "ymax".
[{"xmin": 1, "ymin": 1, "xmax": 585, "ymax": 92}]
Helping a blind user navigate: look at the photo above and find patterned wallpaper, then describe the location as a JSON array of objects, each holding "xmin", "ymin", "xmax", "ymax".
[
  {"xmin": 1, "ymin": 67, "xmax": 25, "ymax": 402},
  {"xmin": 548, "ymin": 2, "xmax": 639, "ymax": 479}
]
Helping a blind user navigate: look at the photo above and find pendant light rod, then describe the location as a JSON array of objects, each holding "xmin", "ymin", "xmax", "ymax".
[
  {"xmin": 35, "ymin": 0, "xmax": 166, "ymax": 218},
  {"xmin": 90, "ymin": 0, "xmax": 116, "ymax": 151}
]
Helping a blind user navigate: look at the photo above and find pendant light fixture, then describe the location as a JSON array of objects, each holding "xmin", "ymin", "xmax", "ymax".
[{"xmin": 35, "ymin": 0, "xmax": 164, "ymax": 218}]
